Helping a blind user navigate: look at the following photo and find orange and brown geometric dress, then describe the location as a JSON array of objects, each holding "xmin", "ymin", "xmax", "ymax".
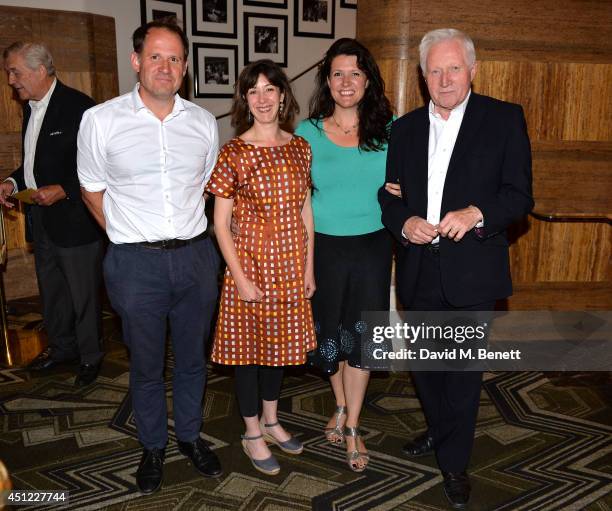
[{"xmin": 205, "ymin": 135, "xmax": 317, "ymax": 366}]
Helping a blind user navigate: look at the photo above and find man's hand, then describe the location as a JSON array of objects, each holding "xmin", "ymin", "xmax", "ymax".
[
  {"xmin": 0, "ymin": 182, "xmax": 15, "ymax": 209},
  {"xmin": 31, "ymin": 185, "xmax": 66, "ymax": 206},
  {"xmin": 384, "ymin": 182, "xmax": 402, "ymax": 198},
  {"xmin": 402, "ymin": 216, "xmax": 438, "ymax": 244},
  {"xmin": 438, "ymin": 206, "xmax": 482, "ymax": 242}
]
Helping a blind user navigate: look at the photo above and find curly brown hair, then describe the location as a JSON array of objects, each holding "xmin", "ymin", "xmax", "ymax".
[{"xmin": 231, "ymin": 59, "xmax": 299, "ymax": 129}]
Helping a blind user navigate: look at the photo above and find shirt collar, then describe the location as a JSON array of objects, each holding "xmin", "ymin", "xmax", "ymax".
[
  {"xmin": 429, "ymin": 89, "xmax": 471, "ymax": 120},
  {"xmin": 29, "ymin": 77, "xmax": 57, "ymax": 110},
  {"xmin": 131, "ymin": 82, "xmax": 185, "ymax": 117}
]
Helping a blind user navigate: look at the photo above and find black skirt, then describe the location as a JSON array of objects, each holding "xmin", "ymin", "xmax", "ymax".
[{"xmin": 308, "ymin": 229, "xmax": 392, "ymax": 374}]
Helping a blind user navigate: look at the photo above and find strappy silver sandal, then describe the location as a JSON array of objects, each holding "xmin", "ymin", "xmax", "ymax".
[
  {"xmin": 241, "ymin": 433, "xmax": 280, "ymax": 475},
  {"xmin": 260, "ymin": 420, "xmax": 303, "ymax": 454},
  {"xmin": 344, "ymin": 426, "xmax": 370, "ymax": 472},
  {"xmin": 324, "ymin": 405, "xmax": 347, "ymax": 444}
]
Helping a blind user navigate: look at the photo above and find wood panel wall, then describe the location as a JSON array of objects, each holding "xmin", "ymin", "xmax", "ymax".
[
  {"xmin": 357, "ymin": 0, "xmax": 612, "ymax": 310},
  {"xmin": 0, "ymin": 6, "xmax": 118, "ymax": 301}
]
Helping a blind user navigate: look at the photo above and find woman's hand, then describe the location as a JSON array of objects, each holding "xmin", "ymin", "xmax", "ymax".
[
  {"xmin": 385, "ymin": 182, "xmax": 402, "ymax": 198},
  {"xmin": 230, "ymin": 215, "xmax": 241, "ymax": 236},
  {"xmin": 304, "ymin": 268, "xmax": 316, "ymax": 299},
  {"xmin": 236, "ymin": 277, "xmax": 265, "ymax": 302}
]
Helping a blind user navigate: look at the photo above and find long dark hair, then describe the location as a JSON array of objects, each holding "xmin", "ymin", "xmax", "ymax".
[
  {"xmin": 308, "ymin": 38, "xmax": 393, "ymax": 151},
  {"xmin": 231, "ymin": 59, "xmax": 299, "ymax": 130}
]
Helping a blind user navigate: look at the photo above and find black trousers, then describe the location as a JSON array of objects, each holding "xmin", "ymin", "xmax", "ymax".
[
  {"xmin": 31, "ymin": 206, "xmax": 104, "ymax": 365},
  {"xmin": 409, "ymin": 246, "xmax": 494, "ymax": 473},
  {"xmin": 235, "ymin": 365, "xmax": 284, "ymax": 418}
]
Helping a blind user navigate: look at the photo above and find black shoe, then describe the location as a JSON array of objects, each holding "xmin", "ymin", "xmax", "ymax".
[
  {"xmin": 136, "ymin": 447, "xmax": 165, "ymax": 494},
  {"xmin": 177, "ymin": 438, "xmax": 222, "ymax": 478},
  {"xmin": 442, "ymin": 471, "xmax": 470, "ymax": 509},
  {"xmin": 27, "ymin": 347, "xmax": 76, "ymax": 371},
  {"xmin": 402, "ymin": 431, "xmax": 435, "ymax": 457},
  {"xmin": 74, "ymin": 363, "xmax": 100, "ymax": 387}
]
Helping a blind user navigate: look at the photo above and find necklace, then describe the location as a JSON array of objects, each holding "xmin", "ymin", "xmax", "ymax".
[{"xmin": 331, "ymin": 115, "xmax": 358, "ymax": 135}]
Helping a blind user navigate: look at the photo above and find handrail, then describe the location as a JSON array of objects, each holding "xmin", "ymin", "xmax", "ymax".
[{"xmin": 215, "ymin": 59, "xmax": 323, "ymax": 121}]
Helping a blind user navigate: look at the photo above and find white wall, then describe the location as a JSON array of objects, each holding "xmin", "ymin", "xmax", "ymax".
[{"xmin": 1, "ymin": 0, "xmax": 356, "ymax": 143}]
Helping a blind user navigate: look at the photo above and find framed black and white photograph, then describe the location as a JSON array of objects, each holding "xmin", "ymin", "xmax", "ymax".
[
  {"xmin": 340, "ymin": 0, "xmax": 357, "ymax": 9},
  {"xmin": 294, "ymin": 0, "xmax": 335, "ymax": 38},
  {"xmin": 191, "ymin": 0, "xmax": 237, "ymax": 38},
  {"xmin": 244, "ymin": 0, "xmax": 288, "ymax": 8},
  {"xmin": 244, "ymin": 13, "xmax": 288, "ymax": 67},
  {"xmin": 140, "ymin": 0, "xmax": 186, "ymax": 31},
  {"xmin": 193, "ymin": 43, "xmax": 238, "ymax": 98}
]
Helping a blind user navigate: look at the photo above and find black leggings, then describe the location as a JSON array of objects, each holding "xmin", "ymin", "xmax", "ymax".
[{"xmin": 235, "ymin": 365, "xmax": 284, "ymax": 418}]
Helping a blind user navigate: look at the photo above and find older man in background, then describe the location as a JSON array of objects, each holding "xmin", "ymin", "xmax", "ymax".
[{"xmin": 0, "ymin": 42, "xmax": 103, "ymax": 386}]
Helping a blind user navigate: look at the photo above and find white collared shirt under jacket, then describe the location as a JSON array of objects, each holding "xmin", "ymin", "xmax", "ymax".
[
  {"xmin": 23, "ymin": 78, "xmax": 57, "ymax": 190},
  {"xmin": 77, "ymin": 84, "xmax": 219, "ymax": 244},
  {"xmin": 426, "ymin": 90, "xmax": 471, "ymax": 243}
]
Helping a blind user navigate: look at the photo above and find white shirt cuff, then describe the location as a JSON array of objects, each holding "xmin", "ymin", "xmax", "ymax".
[
  {"xmin": 80, "ymin": 181, "xmax": 107, "ymax": 193},
  {"xmin": 4, "ymin": 178, "xmax": 18, "ymax": 195}
]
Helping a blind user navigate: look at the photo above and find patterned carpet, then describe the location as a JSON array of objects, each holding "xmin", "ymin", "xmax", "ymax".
[{"xmin": 0, "ymin": 298, "xmax": 610, "ymax": 510}]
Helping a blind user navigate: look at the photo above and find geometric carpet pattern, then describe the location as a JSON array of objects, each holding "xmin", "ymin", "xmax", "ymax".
[{"xmin": 1, "ymin": 300, "xmax": 611, "ymax": 510}]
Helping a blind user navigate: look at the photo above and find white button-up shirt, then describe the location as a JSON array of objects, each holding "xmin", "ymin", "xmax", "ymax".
[
  {"xmin": 427, "ymin": 90, "xmax": 470, "ymax": 243},
  {"xmin": 22, "ymin": 78, "xmax": 57, "ymax": 190},
  {"xmin": 77, "ymin": 84, "xmax": 219, "ymax": 244}
]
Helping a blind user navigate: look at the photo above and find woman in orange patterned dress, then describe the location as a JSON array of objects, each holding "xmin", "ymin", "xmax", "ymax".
[{"xmin": 205, "ymin": 60, "xmax": 316, "ymax": 476}]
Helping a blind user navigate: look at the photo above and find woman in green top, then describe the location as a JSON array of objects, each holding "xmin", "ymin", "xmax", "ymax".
[{"xmin": 295, "ymin": 38, "xmax": 398, "ymax": 472}]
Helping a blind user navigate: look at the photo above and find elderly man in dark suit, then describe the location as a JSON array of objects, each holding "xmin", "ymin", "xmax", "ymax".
[
  {"xmin": 379, "ymin": 28, "xmax": 533, "ymax": 509},
  {"xmin": 0, "ymin": 42, "xmax": 103, "ymax": 386}
]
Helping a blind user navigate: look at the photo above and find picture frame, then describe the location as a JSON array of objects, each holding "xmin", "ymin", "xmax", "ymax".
[
  {"xmin": 294, "ymin": 0, "xmax": 335, "ymax": 38},
  {"xmin": 243, "ymin": 13, "xmax": 288, "ymax": 67},
  {"xmin": 191, "ymin": 0, "xmax": 238, "ymax": 38},
  {"xmin": 193, "ymin": 43, "xmax": 238, "ymax": 98},
  {"xmin": 340, "ymin": 0, "xmax": 356, "ymax": 9},
  {"xmin": 140, "ymin": 0, "xmax": 186, "ymax": 31},
  {"xmin": 244, "ymin": 0, "xmax": 288, "ymax": 8}
]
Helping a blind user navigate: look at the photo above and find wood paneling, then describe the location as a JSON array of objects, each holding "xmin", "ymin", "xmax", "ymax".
[
  {"xmin": 358, "ymin": 0, "xmax": 612, "ymax": 64},
  {"xmin": 509, "ymin": 217, "xmax": 610, "ymax": 283},
  {"xmin": 3, "ymin": 247, "xmax": 37, "ymax": 301},
  {"xmin": 358, "ymin": 0, "xmax": 612, "ymax": 310},
  {"xmin": 531, "ymin": 141, "xmax": 611, "ymax": 219},
  {"xmin": 504, "ymin": 282, "xmax": 612, "ymax": 311},
  {"xmin": 474, "ymin": 62, "xmax": 612, "ymax": 142},
  {"xmin": 0, "ymin": 134, "xmax": 21, "ymax": 182},
  {"xmin": 3, "ymin": 203, "xmax": 26, "ymax": 251},
  {"xmin": 0, "ymin": 6, "xmax": 118, "ymax": 301},
  {"xmin": 5, "ymin": 329, "xmax": 46, "ymax": 366}
]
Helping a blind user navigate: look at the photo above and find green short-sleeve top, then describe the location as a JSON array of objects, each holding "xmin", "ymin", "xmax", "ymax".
[{"xmin": 295, "ymin": 118, "xmax": 388, "ymax": 236}]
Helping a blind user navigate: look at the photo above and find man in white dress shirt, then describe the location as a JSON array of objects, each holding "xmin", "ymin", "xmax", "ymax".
[{"xmin": 77, "ymin": 20, "xmax": 222, "ymax": 494}]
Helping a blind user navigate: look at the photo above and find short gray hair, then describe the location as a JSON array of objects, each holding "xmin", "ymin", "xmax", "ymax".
[
  {"xmin": 3, "ymin": 41, "xmax": 56, "ymax": 76},
  {"xmin": 419, "ymin": 29, "xmax": 476, "ymax": 74}
]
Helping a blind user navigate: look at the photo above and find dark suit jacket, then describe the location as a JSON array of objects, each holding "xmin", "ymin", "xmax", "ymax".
[
  {"xmin": 11, "ymin": 80, "xmax": 101, "ymax": 247},
  {"xmin": 379, "ymin": 93, "xmax": 534, "ymax": 307}
]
